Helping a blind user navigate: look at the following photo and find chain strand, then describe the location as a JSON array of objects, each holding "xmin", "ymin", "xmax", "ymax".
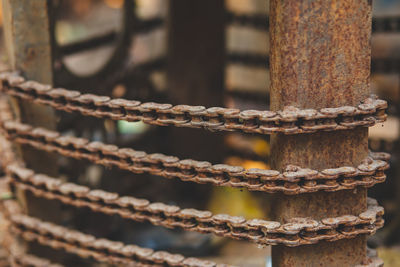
[
  {"xmin": 6, "ymin": 165, "xmax": 385, "ymax": 247},
  {"xmin": 8, "ymin": 250, "xmax": 64, "ymax": 267},
  {"xmin": 1, "ymin": 120, "xmax": 390, "ymax": 195},
  {"xmin": 0, "ymin": 182, "xmax": 227, "ymax": 267},
  {"xmin": 8, "ymin": 215, "xmax": 226, "ymax": 267},
  {"xmin": 0, "ymin": 72, "xmax": 387, "ymax": 135}
]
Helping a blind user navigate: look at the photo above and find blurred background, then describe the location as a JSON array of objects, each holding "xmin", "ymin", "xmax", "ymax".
[{"xmin": 0, "ymin": 0, "xmax": 399, "ymax": 266}]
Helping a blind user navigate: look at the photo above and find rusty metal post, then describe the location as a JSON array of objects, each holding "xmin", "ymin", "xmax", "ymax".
[
  {"xmin": 165, "ymin": 0, "xmax": 226, "ymax": 211},
  {"xmin": 270, "ymin": 0, "xmax": 372, "ymax": 266},
  {"xmin": 167, "ymin": 0, "xmax": 225, "ymax": 162},
  {"xmin": 2, "ymin": 0, "xmax": 59, "ymax": 219}
]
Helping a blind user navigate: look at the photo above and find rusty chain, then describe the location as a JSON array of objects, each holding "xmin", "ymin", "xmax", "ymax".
[
  {"xmin": 7, "ymin": 218, "xmax": 385, "ymax": 267},
  {"xmin": 0, "ymin": 10, "xmax": 391, "ymax": 267},
  {"xmin": 4, "ymin": 236, "xmax": 64, "ymax": 267},
  {"xmin": 10, "ymin": 220, "xmax": 222, "ymax": 267},
  {"xmin": 3, "ymin": 207, "xmax": 225, "ymax": 267},
  {"xmin": 1, "ymin": 174, "xmax": 383, "ymax": 266},
  {"xmin": 6, "ymin": 165, "xmax": 385, "ymax": 248},
  {"xmin": 0, "ymin": 181, "xmax": 63, "ymax": 267},
  {"xmin": 9, "ymin": 254, "xmax": 64, "ymax": 267},
  {"xmin": 0, "ymin": 72, "xmax": 387, "ymax": 135},
  {"xmin": 0, "ymin": 180, "xmax": 228, "ymax": 267},
  {"xmin": 1, "ymin": 120, "xmax": 390, "ymax": 195},
  {"xmin": 0, "ymin": 98, "xmax": 16, "ymax": 171}
]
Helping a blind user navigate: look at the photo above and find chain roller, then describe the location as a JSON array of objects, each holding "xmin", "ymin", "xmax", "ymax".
[
  {"xmin": 8, "ymin": 214, "xmax": 227, "ymax": 267},
  {"xmin": 0, "ymin": 98, "xmax": 16, "ymax": 171},
  {"xmin": 1, "ymin": 121, "xmax": 389, "ymax": 195},
  {"xmin": 0, "ymin": 72, "xmax": 387, "ymax": 135},
  {"xmin": 0, "ymin": 182, "xmax": 227, "ymax": 267},
  {"xmin": 8, "ymin": 252, "xmax": 64, "ymax": 267},
  {"xmin": 6, "ymin": 165, "xmax": 384, "ymax": 248}
]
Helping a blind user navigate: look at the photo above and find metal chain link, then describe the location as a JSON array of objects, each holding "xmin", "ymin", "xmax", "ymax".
[
  {"xmin": 7, "ymin": 214, "xmax": 226, "ymax": 267},
  {"xmin": 0, "ymin": 181, "xmax": 228, "ymax": 267},
  {"xmin": 10, "ymin": 224, "xmax": 220, "ymax": 267},
  {"xmin": 0, "ymin": 181, "xmax": 63, "ymax": 267},
  {"xmin": 0, "ymin": 98, "xmax": 17, "ymax": 171},
  {"xmin": 0, "ymin": 72, "xmax": 387, "ymax": 135},
  {"xmin": 0, "ymin": 10, "xmax": 391, "ymax": 267},
  {"xmin": 1, "ymin": 121, "xmax": 389, "ymax": 195},
  {"xmin": 8, "ymin": 251, "xmax": 64, "ymax": 267},
  {"xmin": 6, "ymin": 165, "xmax": 384, "ymax": 248},
  {"xmin": 7, "ymin": 219, "xmax": 385, "ymax": 267}
]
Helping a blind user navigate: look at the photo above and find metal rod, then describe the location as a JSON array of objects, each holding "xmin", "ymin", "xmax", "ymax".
[
  {"xmin": 167, "ymin": 0, "xmax": 226, "ymax": 162},
  {"xmin": 2, "ymin": 0, "xmax": 60, "ymax": 216},
  {"xmin": 1, "ymin": 0, "xmax": 64, "ymax": 262},
  {"xmin": 269, "ymin": 0, "xmax": 372, "ymax": 266}
]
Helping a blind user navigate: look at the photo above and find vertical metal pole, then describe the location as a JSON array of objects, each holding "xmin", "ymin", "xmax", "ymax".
[
  {"xmin": 167, "ymin": 0, "xmax": 225, "ymax": 162},
  {"xmin": 270, "ymin": 0, "xmax": 372, "ymax": 266},
  {"xmin": 166, "ymin": 0, "xmax": 226, "ymax": 210},
  {"xmin": 2, "ymin": 0, "xmax": 59, "ymax": 219}
]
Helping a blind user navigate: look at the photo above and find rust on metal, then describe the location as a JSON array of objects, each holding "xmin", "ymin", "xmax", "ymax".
[
  {"xmin": 0, "ymin": 0, "xmax": 390, "ymax": 265},
  {"xmin": 0, "ymin": 72, "xmax": 387, "ymax": 135},
  {"xmin": 1, "ymin": 0, "xmax": 63, "ymax": 240},
  {"xmin": 7, "ymin": 213, "xmax": 227, "ymax": 267},
  {"xmin": 270, "ymin": 0, "xmax": 374, "ymax": 266},
  {"xmin": 5, "ymin": 165, "xmax": 385, "ymax": 247},
  {"xmin": 0, "ymin": 120, "xmax": 390, "ymax": 195}
]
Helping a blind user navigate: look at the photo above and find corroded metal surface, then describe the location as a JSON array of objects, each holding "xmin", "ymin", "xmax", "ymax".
[
  {"xmin": 5, "ymin": 165, "xmax": 385, "ymax": 247},
  {"xmin": 228, "ymin": 11, "xmax": 400, "ymax": 33},
  {"xmin": 5, "ymin": 211, "xmax": 226, "ymax": 267},
  {"xmin": 270, "ymin": 1, "xmax": 372, "ymax": 110},
  {"xmin": 0, "ymin": 120, "xmax": 389, "ymax": 195},
  {"xmin": 1, "ymin": 0, "xmax": 58, "ymax": 172},
  {"xmin": 0, "ymin": 72, "xmax": 387, "ymax": 135},
  {"xmin": 228, "ymin": 53, "xmax": 400, "ymax": 75},
  {"xmin": 269, "ymin": 0, "xmax": 374, "ymax": 266},
  {"xmin": 9, "ymin": 254, "xmax": 64, "ymax": 267},
  {"xmin": 0, "ymin": 0, "xmax": 389, "ymax": 266},
  {"xmin": 1, "ymin": 1, "xmax": 62, "ymax": 247}
]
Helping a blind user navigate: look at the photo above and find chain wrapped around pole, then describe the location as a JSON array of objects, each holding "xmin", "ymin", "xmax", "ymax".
[
  {"xmin": 0, "ymin": 72, "xmax": 387, "ymax": 135},
  {"xmin": 0, "ymin": 120, "xmax": 389, "ymax": 195},
  {"xmin": 4, "ymin": 165, "xmax": 385, "ymax": 247}
]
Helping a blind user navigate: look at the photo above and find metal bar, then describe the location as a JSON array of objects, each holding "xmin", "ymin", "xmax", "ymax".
[
  {"xmin": 269, "ymin": 0, "xmax": 372, "ymax": 266},
  {"xmin": 59, "ymin": 31, "xmax": 118, "ymax": 56},
  {"xmin": 58, "ymin": 17, "xmax": 164, "ymax": 56},
  {"xmin": 167, "ymin": 0, "xmax": 226, "ymax": 164},
  {"xmin": 1, "ymin": 0, "xmax": 63, "ymax": 262},
  {"xmin": 1, "ymin": 0, "xmax": 60, "ymax": 218}
]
